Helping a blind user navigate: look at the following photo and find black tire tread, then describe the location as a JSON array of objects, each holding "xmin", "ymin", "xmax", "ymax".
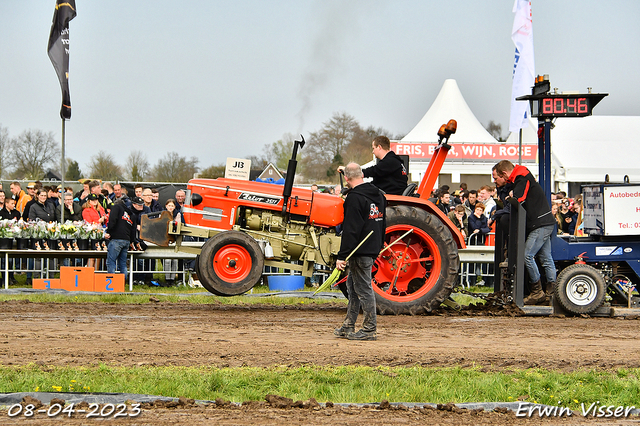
[
  {"xmin": 198, "ymin": 231, "xmax": 264, "ymax": 296},
  {"xmin": 374, "ymin": 205, "xmax": 459, "ymax": 315}
]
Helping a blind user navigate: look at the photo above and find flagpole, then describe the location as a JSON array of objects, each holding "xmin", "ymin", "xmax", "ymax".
[
  {"xmin": 60, "ymin": 118, "xmax": 66, "ymax": 223},
  {"xmin": 518, "ymin": 128, "xmax": 522, "ymax": 165}
]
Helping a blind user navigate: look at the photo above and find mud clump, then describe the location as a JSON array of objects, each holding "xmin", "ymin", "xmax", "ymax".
[
  {"xmin": 21, "ymin": 396, "xmax": 43, "ymax": 409},
  {"xmin": 265, "ymin": 394, "xmax": 294, "ymax": 408}
]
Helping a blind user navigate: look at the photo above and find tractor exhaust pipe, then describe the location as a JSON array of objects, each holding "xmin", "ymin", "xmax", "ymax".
[{"xmin": 282, "ymin": 135, "xmax": 305, "ymax": 213}]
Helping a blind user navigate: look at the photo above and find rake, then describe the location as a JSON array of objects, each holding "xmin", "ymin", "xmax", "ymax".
[{"xmin": 313, "ymin": 230, "xmax": 373, "ymax": 295}]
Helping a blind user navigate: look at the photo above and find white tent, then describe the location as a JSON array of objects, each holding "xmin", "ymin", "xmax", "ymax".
[
  {"xmin": 402, "ymin": 79, "xmax": 497, "ymax": 144},
  {"xmin": 398, "ymin": 79, "xmax": 502, "ymax": 184}
]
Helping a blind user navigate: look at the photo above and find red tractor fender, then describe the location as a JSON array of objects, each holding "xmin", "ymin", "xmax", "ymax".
[{"xmin": 385, "ymin": 195, "xmax": 467, "ymax": 249}]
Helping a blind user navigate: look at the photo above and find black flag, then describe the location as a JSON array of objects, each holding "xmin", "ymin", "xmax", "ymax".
[{"xmin": 47, "ymin": 0, "xmax": 77, "ymax": 120}]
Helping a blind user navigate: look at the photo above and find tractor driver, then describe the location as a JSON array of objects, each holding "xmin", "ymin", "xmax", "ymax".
[
  {"xmin": 334, "ymin": 162, "xmax": 386, "ymax": 341},
  {"xmin": 493, "ymin": 160, "xmax": 556, "ymax": 305},
  {"xmin": 337, "ymin": 135, "xmax": 408, "ymax": 195}
]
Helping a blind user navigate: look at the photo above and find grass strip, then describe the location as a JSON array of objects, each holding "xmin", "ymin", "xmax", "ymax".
[
  {"xmin": 1, "ymin": 364, "xmax": 638, "ymax": 409},
  {"xmin": 0, "ymin": 284, "xmax": 488, "ymax": 306},
  {"xmin": 0, "ymin": 285, "xmax": 347, "ymax": 306}
]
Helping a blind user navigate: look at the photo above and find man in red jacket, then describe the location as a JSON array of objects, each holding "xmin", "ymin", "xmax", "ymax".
[{"xmin": 493, "ymin": 160, "xmax": 556, "ymax": 304}]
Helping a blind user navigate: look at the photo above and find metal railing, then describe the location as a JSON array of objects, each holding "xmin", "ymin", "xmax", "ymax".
[{"xmin": 2, "ymin": 241, "xmax": 495, "ymax": 292}]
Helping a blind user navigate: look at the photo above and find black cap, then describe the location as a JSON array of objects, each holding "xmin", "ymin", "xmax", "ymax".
[
  {"xmin": 131, "ymin": 196, "xmax": 144, "ymax": 206},
  {"xmin": 87, "ymin": 193, "xmax": 99, "ymax": 201}
]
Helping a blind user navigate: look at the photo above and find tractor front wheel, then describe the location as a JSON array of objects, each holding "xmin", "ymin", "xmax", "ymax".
[
  {"xmin": 198, "ymin": 231, "xmax": 264, "ymax": 296},
  {"xmin": 373, "ymin": 205, "xmax": 459, "ymax": 315}
]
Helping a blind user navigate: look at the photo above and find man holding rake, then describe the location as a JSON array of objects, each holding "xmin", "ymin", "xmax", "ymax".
[{"xmin": 333, "ymin": 163, "xmax": 386, "ymax": 341}]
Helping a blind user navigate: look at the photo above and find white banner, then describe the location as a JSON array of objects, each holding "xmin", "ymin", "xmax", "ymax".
[{"xmin": 509, "ymin": 0, "xmax": 535, "ymax": 132}]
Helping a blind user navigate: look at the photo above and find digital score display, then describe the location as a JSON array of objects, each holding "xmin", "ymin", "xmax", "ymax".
[
  {"xmin": 518, "ymin": 84, "xmax": 607, "ymax": 119},
  {"xmin": 532, "ymin": 96, "xmax": 592, "ymax": 118}
]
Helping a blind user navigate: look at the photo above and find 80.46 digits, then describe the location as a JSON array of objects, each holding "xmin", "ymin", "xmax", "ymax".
[
  {"xmin": 7, "ymin": 402, "xmax": 141, "ymax": 418},
  {"xmin": 541, "ymin": 97, "xmax": 589, "ymax": 116}
]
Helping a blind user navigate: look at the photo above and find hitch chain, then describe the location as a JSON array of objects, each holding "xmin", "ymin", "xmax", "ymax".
[{"xmin": 452, "ymin": 286, "xmax": 513, "ymax": 307}]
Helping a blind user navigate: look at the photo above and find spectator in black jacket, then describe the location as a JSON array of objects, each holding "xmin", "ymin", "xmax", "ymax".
[
  {"xmin": 29, "ymin": 189, "xmax": 55, "ymax": 222},
  {"xmin": 434, "ymin": 190, "xmax": 451, "ymax": 215},
  {"xmin": 338, "ymin": 135, "xmax": 408, "ymax": 195},
  {"xmin": 142, "ymin": 188, "xmax": 163, "ymax": 212},
  {"xmin": 468, "ymin": 203, "xmax": 490, "ymax": 245},
  {"xmin": 56, "ymin": 192, "xmax": 83, "ymax": 222},
  {"xmin": 0, "ymin": 196, "xmax": 21, "ymax": 220},
  {"xmin": 333, "ymin": 162, "xmax": 386, "ymax": 341}
]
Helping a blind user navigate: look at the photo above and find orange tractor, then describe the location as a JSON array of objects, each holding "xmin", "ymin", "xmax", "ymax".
[{"xmin": 141, "ymin": 120, "xmax": 465, "ymax": 314}]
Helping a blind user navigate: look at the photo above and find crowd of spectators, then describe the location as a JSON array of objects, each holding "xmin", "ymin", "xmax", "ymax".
[{"xmin": 0, "ymin": 180, "xmax": 187, "ymax": 286}]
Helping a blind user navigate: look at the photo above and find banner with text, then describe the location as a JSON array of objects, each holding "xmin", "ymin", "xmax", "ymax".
[{"xmin": 390, "ymin": 142, "xmax": 538, "ymax": 162}]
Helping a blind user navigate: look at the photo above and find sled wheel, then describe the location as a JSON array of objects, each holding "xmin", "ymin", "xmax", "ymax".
[
  {"xmin": 373, "ymin": 205, "xmax": 459, "ymax": 315},
  {"xmin": 199, "ymin": 231, "xmax": 264, "ymax": 296},
  {"xmin": 555, "ymin": 263, "xmax": 606, "ymax": 314}
]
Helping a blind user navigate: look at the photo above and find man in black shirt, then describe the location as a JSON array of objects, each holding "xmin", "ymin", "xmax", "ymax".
[
  {"xmin": 333, "ymin": 162, "xmax": 386, "ymax": 341},
  {"xmin": 338, "ymin": 135, "xmax": 408, "ymax": 195},
  {"xmin": 104, "ymin": 201, "xmax": 136, "ymax": 275}
]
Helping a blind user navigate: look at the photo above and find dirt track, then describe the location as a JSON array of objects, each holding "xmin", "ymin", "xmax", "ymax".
[{"xmin": 1, "ymin": 300, "xmax": 639, "ymax": 425}]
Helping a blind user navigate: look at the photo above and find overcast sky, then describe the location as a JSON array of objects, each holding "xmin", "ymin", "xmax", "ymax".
[{"xmin": 1, "ymin": 0, "xmax": 638, "ymax": 174}]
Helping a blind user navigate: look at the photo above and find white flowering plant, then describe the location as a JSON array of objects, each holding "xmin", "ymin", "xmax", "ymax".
[{"xmin": 0, "ymin": 219, "xmax": 17, "ymax": 238}]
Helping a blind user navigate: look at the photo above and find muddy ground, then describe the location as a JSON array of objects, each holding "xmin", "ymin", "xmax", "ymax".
[{"xmin": 1, "ymin": 299, "xmax": 639, "ymax": 425}]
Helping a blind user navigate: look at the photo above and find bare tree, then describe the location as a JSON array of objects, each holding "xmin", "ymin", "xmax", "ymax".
[
  {"xmin": 263, "ymin": 133, "xmax": 295, "ymax": 170},
  {"xmin": 199, "ymin": 163, "xmax": 226, "ymax": 179},
  {"xmin": 344, "ymin": 125, "xmax": 393, "ymax": 166},
  {"xmin": 9, "ymin": 129, "xmax": 61, "ymax": 179},
  {"xmin": 300, "ymin": 112, "xmax": 360, "ymax": 182},
  {"xmin": 486, "ymin": 120, "xmax": 504, "ymax": 141},
  {"xmin": 88, "ymin": 151, "xmax": 123, "ymax": 181},
  {"xmin": 150, "ymin": 152, "xmax": 199, "ymax": 182},
  {"xmin": 124, "ymin": 150, "xmax": 150, "ymax": 181}
]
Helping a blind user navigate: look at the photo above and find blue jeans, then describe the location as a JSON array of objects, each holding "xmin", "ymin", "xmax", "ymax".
[
  {"xmin": 524, "ymin": 225, "xmax": 556, "ymax": 284},
  {"xmin": 106, "ymin": 239, "xmax": 129, "ymax": 275},
  {"xmin": 343, "ymin": 256, "xmax": 377, "ymax": 332}
]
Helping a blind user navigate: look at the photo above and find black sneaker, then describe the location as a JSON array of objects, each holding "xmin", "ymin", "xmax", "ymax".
[
  {"xmin": 333, "ymin": 326, "xmax": 354, "ymax": 338},
  {"xmin": 346, "ymin": 329, "xmax": 377, "ymax": 341}
]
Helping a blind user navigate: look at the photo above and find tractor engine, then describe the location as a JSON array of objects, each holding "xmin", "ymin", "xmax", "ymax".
[{"xmin": 240, "ymin": 206, "xmax": 339, "ymax": 264}]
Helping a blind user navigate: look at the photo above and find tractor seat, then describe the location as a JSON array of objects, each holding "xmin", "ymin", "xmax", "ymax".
[{"xmin": 401, "ymin": 183, "xmax": 418, "ymax": 197}]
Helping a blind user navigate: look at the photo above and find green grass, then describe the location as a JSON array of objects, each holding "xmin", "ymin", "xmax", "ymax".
[
  {"xmin": 0, "ymin": 280, "xmax": 347, "ymax": 306},
  {"xmin": 2, "ymin": 364, "xmax": 639, "ymax": 408}
]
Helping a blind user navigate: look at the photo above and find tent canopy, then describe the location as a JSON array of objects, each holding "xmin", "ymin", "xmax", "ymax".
[{"xmin": 401, "ymin": 79, "xmax": 497, "ymax": 144}]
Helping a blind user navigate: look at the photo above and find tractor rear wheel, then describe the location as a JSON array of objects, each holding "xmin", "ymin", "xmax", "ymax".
[
  {"xmin": 373, "ymin": 205, "xmax": 459, "ymax": 315},
  {"xmin": 555, "ymin": 263, "xmax": 606, "ymax": 314},
  {"xmin": 198, "ymin": 231, "xmax": 264, "ymax": 296}
]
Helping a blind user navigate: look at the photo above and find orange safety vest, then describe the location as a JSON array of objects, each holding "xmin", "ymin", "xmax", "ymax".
[{"xmin": 15, "ymin": 190, "xmax": 31, "ymax": 215}]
